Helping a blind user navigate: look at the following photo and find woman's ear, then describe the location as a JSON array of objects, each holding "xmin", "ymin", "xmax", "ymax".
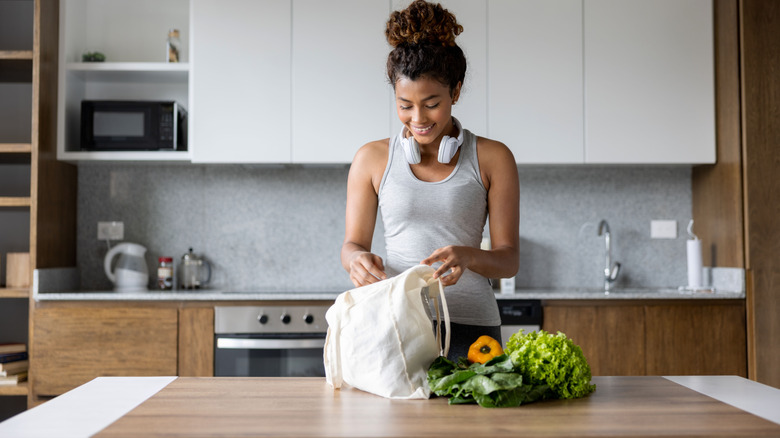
[{"xmin": 452, "ymin": 82, "xmax": 462, "ymax": 104}]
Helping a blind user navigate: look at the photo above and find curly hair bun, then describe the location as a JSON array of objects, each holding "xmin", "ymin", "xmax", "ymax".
[{"xmin": 386, "ymin": 0, "xmax": 463, "ymax": 48}]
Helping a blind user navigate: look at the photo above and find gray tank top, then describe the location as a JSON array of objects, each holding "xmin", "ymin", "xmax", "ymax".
[{"xmin": 378, "ymin": 129, "xmax": 500, "ymax": 326}]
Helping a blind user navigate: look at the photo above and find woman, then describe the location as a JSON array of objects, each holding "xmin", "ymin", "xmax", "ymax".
[{"xmin": 341, "ymin": 0, "xmax": 519, "ymax": 360}]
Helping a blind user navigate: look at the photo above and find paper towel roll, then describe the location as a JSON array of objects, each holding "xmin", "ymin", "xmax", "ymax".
[{"xmin": 687, "ymin": 239, "xmax": 702, "ymax": 289}]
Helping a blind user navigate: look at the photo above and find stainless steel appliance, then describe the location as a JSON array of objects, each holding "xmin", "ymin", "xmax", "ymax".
[
  {"xmin": 497, "ymin": 299, "xmax": 542, "ymax": 347},
  {"xmin": 214, "ymin": 305, "xmax": 330, "ymax": 377},
  {"xmin": 180, "ymin": 248, "xmax": 211, "ymax": 290},
  {"xmin": 80, "ymin": 100, "xmax": 187, "ymax": 151}
]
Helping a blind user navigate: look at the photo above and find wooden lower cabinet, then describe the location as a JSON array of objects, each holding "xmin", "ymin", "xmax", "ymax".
[
  {"xmin": 644, "ymin": 303, "xmax": 747, "ymax": 376},
  {"xmin": 542, "ymin": 300, "xmax": 747, "ymax": 377},
  {"xmin": 31, "ymin": 305, "xmax": 179, "ymax": 397},
  {"xmin": 29, "ymin": 299, "xmax": 745, "ymax": 402},
  {"xmin": 542, "ymin": 304, "xmax": 646, "ymax": 376}
]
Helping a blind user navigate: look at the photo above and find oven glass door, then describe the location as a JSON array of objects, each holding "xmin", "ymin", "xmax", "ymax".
[{"xmin": 214, "ymin": 334, "xmax": 326, "ymax": 377}]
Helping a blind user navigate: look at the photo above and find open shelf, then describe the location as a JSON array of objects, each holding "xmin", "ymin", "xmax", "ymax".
[
  {"xmin": 0, "ymin": 288, "xmax": 30, "ymax": 299},
  {"xmin": 0, "ymin": 143, "xmax": 32, "ymax": 153},
  {"xmin": 66, "ymin": 61, "xmax": 189, "ymax": 71},
  {"xmin": 0, "ymin": 51, "xmax": 33, "ymax": 60},
  {"xmin": 0, "ymin": 197, "xmax": 31, "ymax": 207},
  {"xmin": 0, "ymin": 52, "xmax": 33, "ymax": 82},
  {"xmin": 57, "ymin": 0, "xmax": 191, "ymax": 162},
  {"xmin": 0, "ymin": 197, "xmax": 32, "ymax": 207},
  {"xmin": 58, "ymin": 150, "xmax": 191, "ymax": 162},
  {"xmin": 65, "ymin": 62, "xmax": 189, "ymax": 82},
  {"xmin": 0, "ymin": 381, "xmax": 28, "ymax": 396},
  {"xmin": 58, "ymin": 62, "xmax": 191, "ymax": 161}
]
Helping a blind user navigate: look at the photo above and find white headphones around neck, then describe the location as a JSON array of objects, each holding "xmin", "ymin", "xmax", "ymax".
[{"xmin": 400, "ymin": 117, "xmax": 464, "ymax": 164}]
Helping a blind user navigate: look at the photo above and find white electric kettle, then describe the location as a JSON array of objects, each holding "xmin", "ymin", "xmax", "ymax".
[{"xmin": 104, "ymin": 242, "xmax": 149, "ymax": 292}]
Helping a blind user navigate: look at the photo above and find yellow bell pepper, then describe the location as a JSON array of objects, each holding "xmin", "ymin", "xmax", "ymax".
[{"xmin": 467, "ymin": 335, "xmax": 504, "ymax": 364}]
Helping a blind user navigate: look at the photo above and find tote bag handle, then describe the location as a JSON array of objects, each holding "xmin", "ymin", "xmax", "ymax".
[{"xmin": 429, "ymin": 277, "xmax": 451, "ymax": 358}]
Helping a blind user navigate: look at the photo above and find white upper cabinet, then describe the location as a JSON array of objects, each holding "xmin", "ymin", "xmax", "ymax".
[
  {"xmin": 488, "ymin": 0, "xmax": 584, "ymax": 164},
  {"xmin": 292, "ymin": 0, "xmax": 390, "ymax": 163},
  {"xmin": 584, "ymin": 0, "xmax": 715, "ymax": 164},
  {"xmin": 56, "ymin": 0, "xmax": 715, "ymax": 164},
  {"xmin": 190, "ymin": 0, "xmax": 291, "ymax": 163}
]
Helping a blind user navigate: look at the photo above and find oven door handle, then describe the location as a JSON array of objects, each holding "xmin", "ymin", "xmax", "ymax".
[{"xmin": 216, "ymin": 337, "xmax": 326, "ymax": 350}]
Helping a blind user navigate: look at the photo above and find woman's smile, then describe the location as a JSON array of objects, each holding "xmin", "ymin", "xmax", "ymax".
[{"xmin": 411, "ymin": 123, "xmax": 435, "ymax": 135}]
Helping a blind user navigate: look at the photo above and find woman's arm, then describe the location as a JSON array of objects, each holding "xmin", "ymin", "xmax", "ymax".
[
  {"xmin": 341, "ymin": 140, "xmax": 389, "ymax": 287},
  {"xmin": 422, "ymin": 138, "xmax": 519, "ymax": 285}
]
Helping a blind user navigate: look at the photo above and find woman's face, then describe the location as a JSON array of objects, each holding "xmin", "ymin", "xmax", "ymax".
[{"xmin": 395, "ymin": 76, "xmax": 461, "ymax": 147}]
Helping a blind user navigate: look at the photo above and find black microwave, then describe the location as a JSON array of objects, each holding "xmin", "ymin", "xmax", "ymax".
[{"xmin": 80, "ymin": 100, "xmax": 188, "ymax": 151}]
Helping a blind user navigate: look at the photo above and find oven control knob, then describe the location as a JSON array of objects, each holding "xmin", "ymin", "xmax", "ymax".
[
  {"xmin": 303, "ymin": 314, "xmax": 314, "ymax": 324},
  {"xmin": 257, "ymin": 314, "xmax": 269, "ymax": 325},
  {"xmin": 281, "ymin": 314, "xmax": 291, "ymax": 324}
]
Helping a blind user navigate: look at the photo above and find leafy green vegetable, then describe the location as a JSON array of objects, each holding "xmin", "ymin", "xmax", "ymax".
[
  {"xmin": 427, "ymin": 355, "xmax": 548, "ymax": 408},
  {"xmin": 505, "ymin": 330, "xmax": 596, "ymax": 399},
  {"xmin": 427, "ymin": 329, "xmax": 596, "ymax": 407}
]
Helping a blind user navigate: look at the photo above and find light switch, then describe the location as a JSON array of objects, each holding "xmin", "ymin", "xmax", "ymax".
[{"xmin": 650, "ymin": 220, "xmax": 677, "ymax": 239}]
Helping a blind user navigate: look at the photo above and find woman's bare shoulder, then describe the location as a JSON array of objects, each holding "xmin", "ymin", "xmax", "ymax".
[
  {"xmin": 350, "ymin": 138, "xmax": 391, "ymax": 186},
  {"xmin": 475, "ymin": 136, "xmax": 516, "ymax": 163},
  {"xmin": 355, "ymin": 138, "xmax": 390, "ymax": 160}
]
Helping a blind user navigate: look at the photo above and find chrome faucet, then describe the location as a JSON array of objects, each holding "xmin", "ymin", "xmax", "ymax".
[{"xmin": 597, "ymin": 220, "xmax": 621, "ymax": 294}]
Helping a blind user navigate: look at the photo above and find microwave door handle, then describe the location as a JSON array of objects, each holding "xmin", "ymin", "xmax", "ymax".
[{"xmin": 216, "ymin": 338, "xmax": 326, "ymax": 350}]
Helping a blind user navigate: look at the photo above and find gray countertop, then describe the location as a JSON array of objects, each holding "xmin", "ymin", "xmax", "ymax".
[
  {"xmin": 33, "ymin": 267, "xmax": 745, "ymax": 302},
  {"xmin": 33, "ymin": 287, "xmax": 744, "ymax": 302}
]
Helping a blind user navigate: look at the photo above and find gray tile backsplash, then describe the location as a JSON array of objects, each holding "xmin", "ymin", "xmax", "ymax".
[{"xmin": 78, "ymin": 164, "xmax": 692, "ymax": 292}]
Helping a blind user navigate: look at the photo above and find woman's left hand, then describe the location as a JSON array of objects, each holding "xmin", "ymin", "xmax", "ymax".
[{"xmin": 421, "ymin": 245, "xmax": 475, "ymax": 286}]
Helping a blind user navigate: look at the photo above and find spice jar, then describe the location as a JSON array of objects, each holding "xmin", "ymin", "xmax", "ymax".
[
  {"xmin": 166, "ymin": 29, "xmax": 181, "ymax": 63},
  {"xmin": 157, "ymin": 257, "xmax": 174, "ymax": 290}
]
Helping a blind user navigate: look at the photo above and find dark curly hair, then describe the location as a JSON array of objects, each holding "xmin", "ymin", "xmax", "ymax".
[{"xmin": 386, "ymin": 0, "xmax": 466, "ymax": 95}]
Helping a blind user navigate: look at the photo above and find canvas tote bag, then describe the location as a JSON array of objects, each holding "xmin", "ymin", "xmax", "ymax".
[{"xmin": 324, "ymin": 264, "xmax": 450, "ymax": 399}]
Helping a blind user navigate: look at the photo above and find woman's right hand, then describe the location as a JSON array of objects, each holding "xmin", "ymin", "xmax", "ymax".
[{"xmin": 347, "ymin": 251, "xmax": 387, "ymax": 287}]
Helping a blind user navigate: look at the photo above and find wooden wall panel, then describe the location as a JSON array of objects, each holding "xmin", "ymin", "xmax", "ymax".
[
  {"xmin": 691, "ymin": 0, "xmax": 744, "ymax": 269},
  {"xmin": 740, "ymin": 0, "xmax": 780, "ymax": 388},
  {"xmin": 30, "ymin": 0, "xmax": 77, "ymax": 270},
  {"xmin": 178, "ymin": 307, "xmax": 214, "ymax": 377}
]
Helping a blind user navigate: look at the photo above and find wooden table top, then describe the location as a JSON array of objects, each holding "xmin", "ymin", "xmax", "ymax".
[{"xmin": 90, "ymin": 376, "xmax": 780, "ymax": 438}]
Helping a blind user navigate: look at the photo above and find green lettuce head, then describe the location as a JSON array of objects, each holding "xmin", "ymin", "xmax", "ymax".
[{"xmin": 505, "ymin": 330, "xmax": 596, "ymax": 399}]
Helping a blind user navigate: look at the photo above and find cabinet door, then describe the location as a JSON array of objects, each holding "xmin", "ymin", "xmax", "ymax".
[
  {"xmin": 488, "ymin": 0, "xmax": 584, "ymax": 164},
  {"xmin": 292, "ymin": 0, "xmax": 389, "ymax": 163},
  {"xmin": 32, "ymin": 306, "xmax": 178, "ymax": 396},
  {"xmin": 645, "ymin": 302, "xmax": 746, "ymax": 376},
  {"xmin": 178, "ymin": 307, "xmax": 214, "ymax": 377},
  {"xmin": 542, "ymin": 303, "xmax": 646, "ymax": 376},
  {"xmin": 190, "ymin": 0, "xmax": 291, "ymax": 163},
  {"xmin": 584, "ymin": 0, "xmax": 715, "ymax": 163}
]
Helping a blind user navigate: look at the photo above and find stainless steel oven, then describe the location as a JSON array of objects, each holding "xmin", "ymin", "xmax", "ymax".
[{"xmin": 214, "ymin": 305, "xmax": 330, "ymax": 377}]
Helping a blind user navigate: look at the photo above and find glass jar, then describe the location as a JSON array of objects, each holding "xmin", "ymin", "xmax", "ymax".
[
  {"xmin": 157, "ymin": 257, "xmax": 174, "ymax": 290},
  {"xmin": 166, "ymin": 29, "xmax": 181, "ymax": 63}
]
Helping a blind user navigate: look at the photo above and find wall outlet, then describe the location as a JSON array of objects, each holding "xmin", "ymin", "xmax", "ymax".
[
  {"xmin": 97, "ymin": 221, "xmax": 124, "ymax": 240},
  {"xmin": 650, "ymin": 220, "xmax": 677, "ymax": 239}
]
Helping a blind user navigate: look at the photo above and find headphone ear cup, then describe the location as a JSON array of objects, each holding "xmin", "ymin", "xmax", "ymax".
[
  {"xmin": 437, "ymin": 117, "xmax": 464, "ymax": 163},
  {"xmin": 438, "ymin": 136, "xmax": 460, "ymax": 163},
  {"xmin": 401, "ymin": 136, "xmax": 421, "ymax": 164}
]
